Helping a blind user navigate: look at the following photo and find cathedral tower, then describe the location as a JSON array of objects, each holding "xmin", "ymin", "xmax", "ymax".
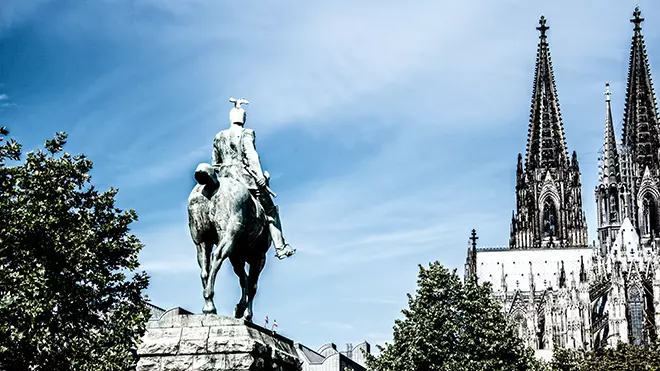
[
  {"xmin": 595, "ymin": 83, "xmax": 628, "ymax": 254},
  {"xmin": 620, "ymin": 7, "xmax": 660, "ymax": 245},
  {"xmin": 509, "ymin": 16, "xmax": 588, "ymax": 249}
]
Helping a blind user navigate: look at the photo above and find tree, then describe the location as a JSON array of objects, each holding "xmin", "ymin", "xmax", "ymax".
[
  {"xmin": 0, "ymin": 129, "xmax": 151, "ymax": 370},
  {"xmin": 365, "ymin": 261, "xmax": 544, "ymax": 371},
  {"xmin": 549, "ymin": 348, "xmax": 584, "ymax": 371},
  {"xmin": 548, "ymin": 342, "xmax": 660, "ymax": 370},
  {"xmin": 577, "ymin": 343, "xmax": 660, "ymax": 371}
]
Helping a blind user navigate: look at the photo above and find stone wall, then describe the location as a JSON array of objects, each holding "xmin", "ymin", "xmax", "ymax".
[{"xmin": 137, "ymin": 313, "xmax": 302, "ymax": 371}]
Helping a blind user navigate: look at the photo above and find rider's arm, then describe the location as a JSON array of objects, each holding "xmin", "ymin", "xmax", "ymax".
[
  {"xmin": 212, "ymin": 135, "xmax": 222, "ymax": 168},
  {"xmin": 243, "ymin": 130, "xmax": 265, "ymax": 183}
]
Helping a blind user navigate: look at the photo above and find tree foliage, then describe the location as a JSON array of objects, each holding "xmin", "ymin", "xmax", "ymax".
[
  {"xmin": 365, "ymin": 261, "xmax": 544, "ymax": 371},
  {"xmin": 0, "ymin": 129, "xmax": 151, "ymax": 370},
  {"xmin": 550, "ymin": 348, "xmax": 584, "ymax": 371},
  {"xmin": 550, "ymin": 343, "xmax": 660, "ymax": 371}
]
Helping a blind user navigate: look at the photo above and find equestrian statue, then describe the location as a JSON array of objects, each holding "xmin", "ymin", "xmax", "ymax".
[{"xmin": 187, "ymin": 97, "xmax": 296, "ymax": 320}]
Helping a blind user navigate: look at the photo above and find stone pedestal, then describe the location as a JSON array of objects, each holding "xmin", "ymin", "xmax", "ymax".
[{"xmin": 137, "ymin": 313, "xmax": 302, "ymax": 371}]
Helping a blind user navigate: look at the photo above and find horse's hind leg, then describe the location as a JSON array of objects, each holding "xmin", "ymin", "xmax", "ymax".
[
  {"xmin": 245, "ymin": 254, "xmax": 266, "ymax": 323},
  {"xmin": 229, "ymin": 256, "xmax": 249, "ymax": 319},
  {"xmin": 203, "ymin": 224, "xmax": 240, "ymax": 314}
]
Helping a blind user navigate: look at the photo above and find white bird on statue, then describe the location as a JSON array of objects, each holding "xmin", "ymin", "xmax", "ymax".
[{"xmin": 229, "ymin": 97, "xmax": 249, "ymax": 108}]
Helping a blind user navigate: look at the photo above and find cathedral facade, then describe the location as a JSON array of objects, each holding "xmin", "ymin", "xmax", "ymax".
[{"xmin": 465, "ymin": 7, "xmax": 660, "ymax": 357}]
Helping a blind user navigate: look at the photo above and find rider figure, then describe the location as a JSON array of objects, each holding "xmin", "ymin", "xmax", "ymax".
[{"xmin": 211, "ymin": 98, "xmax": 296, "ymax": 260}]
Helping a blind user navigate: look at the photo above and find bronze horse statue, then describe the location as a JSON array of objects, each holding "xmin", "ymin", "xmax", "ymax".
[{"xmin": 187, "ymin": 163, "xmax": 270, "ymax": 321}]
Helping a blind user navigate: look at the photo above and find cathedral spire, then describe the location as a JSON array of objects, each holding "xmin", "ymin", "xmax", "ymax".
[
  {"xmin": 602, "ymin": 82, "xmax": 621, "ymax": 185},
  {"xmin": 524, "ymin": 16, "xmax": 569, "ymax": 172},
  {"xmin": 622, "ymin": 6, "xmax": 660, "ymax": 172},
  {"xmin": 510, "ymin": 16, "xmax": 587, "ymax": 250}
]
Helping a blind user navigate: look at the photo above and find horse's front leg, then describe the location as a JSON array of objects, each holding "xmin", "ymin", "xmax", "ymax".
[
  {"xmin": 195, "ymin": 241, "xmax": 212, "ymax": 292},
  {"xmin": 229, "ymin": 256, "xmax": 248, "ymax": 319}
]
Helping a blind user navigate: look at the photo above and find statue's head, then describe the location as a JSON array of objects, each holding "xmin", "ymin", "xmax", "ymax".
[{"xmin": 229, "ymin": 97, "xmax": 249, "ymax": 126}]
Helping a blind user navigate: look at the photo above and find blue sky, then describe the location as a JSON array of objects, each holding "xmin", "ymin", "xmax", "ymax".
[{"xmin": 2, "ymin": 0, "xmax": 660, "ymax": 351}]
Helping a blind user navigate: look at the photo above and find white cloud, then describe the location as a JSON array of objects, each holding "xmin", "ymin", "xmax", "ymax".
[
  {"xmin": 64, "ymin": 0, "xmax": 660, "ymax": 191},
  {"xmin": 0, "ymin": 94, "xmax": 7, "ymax": 101},
  {"xmin": 113, "ymin": 0, "xmax": 660, "ymax": 303}
]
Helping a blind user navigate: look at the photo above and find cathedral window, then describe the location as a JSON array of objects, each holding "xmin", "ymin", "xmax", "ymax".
[
  {"xmin": 542, "ymin": 200, "xmax": 558, "ymax": 237},
  {"xmin": 609, "ymin": 191, "xmax": 619, "ymax": 222},
  {"xmin": 642, "ymin": 193, "xmax": 659, "ymax": 236},
  {"xmin": 628, "ymin": 285, "xmax": 646, "ymax": 345}
]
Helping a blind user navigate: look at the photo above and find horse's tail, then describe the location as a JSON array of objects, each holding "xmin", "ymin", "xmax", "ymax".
[{"xmin": 194, "ymin": 163, "xmax": 218, "ymax": 185}]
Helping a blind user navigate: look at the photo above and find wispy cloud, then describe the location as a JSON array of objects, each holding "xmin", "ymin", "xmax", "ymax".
[
  {"xmin": 60, "ymin": 0, "xmax": 659, "ymax": 190},
  {"xmin": 0, "ymin": 0, "xmax": 51, "ymax": 35},
  {"xmin": 0, "ymin": 94, "xmax": 15, "ymax": 109}
]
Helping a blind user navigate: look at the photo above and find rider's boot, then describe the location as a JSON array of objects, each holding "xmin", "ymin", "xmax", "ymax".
[{"xmin": 267, "ymin": 205, "xmax": 296, "ymax": 260}]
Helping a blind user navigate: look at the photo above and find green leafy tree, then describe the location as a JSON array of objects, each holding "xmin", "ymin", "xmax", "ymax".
[
  {"xmin": 365, "ymin": 261, "xmax": 544, "ymax": 371},
  {"xmin": 0, "ymin": 129, "xmax": 150, "ymax": 370},
  {"xmin": 577, "ymin": 342, "xmax": 660, "ymax": 371},
  {"xmin": 550, "ymin": 348, "xmax": 584, "ymax": 371}
]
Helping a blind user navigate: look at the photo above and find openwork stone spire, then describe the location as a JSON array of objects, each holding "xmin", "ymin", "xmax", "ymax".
[
  {"xmin": 622, "ymin": 6, "xmax": 660, "ymax": 174},
  {"xmin": 602, "ymin": 83, "xmax": 621, "ymax": 185},
  {"xmin": 524, "ymin": 16, "xmax": 569, "ymax": 172},
  {"xmin": 510, "ymin": 16, "xmax": 587, "ymax": 249},
  {"xmin": 596, "ymin": 82, "xmax": 626, "ymax": 253}
]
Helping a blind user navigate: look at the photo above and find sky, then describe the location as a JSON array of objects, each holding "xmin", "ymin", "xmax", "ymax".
[{"xmin": 2, "ymin": 0, "xmax": 660, "ymax": 352}]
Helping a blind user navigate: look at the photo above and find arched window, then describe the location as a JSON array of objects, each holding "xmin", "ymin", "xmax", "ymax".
[
  {"xmin": 628, "ymin": 285, "xmax": 646, "ymax": 345},
  {"xmin": 543, "ymin": 199, "xmax": 557, "ymax": 237},
  {"xmin": 642, "ymin": 193, "xmax": 658, "ymax": 236},
  {"xmin": 514, "ymin": 312, "xmax": 527, "ymax": 339},
  {"xmin": 609, "ymin": 190, "xmax": 619, "ymax": 222}
]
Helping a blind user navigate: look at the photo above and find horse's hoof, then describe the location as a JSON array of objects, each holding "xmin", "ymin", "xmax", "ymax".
[
  {"xmin": 234, "ymin": 304, "xmax": 246, "ymax": 319},
  {"xmin": 203, "ymin": 302, "xmax": 217, "ymax": 314}
]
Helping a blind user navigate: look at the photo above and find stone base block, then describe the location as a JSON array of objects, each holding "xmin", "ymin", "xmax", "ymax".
[{"xmin": 137, "ymin": 313, "xmax": 302, "ymax": 371}]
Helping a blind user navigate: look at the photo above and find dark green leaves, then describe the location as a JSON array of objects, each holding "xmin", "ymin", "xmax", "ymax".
[
  {"xmin": 0, "ymin": 130, "xmax": 150, "ymax": 370},
  {"xmin": 551, "ymin": 343, "xmax": 660, "ymax": 370},
  {"xmin": 365, "ymin": 262, "xmax": 543, "ymax": 371}
]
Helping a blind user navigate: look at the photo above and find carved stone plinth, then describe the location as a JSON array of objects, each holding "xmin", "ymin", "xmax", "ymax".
[{"xmin": 137, "ymin": 314, "xmax": 302, "ymax": 371}]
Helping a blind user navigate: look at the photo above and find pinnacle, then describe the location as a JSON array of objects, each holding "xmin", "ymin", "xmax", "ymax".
[
  {"xmin": 537, "ymin": 15, "xmax": 549, "ymax": 39},
  {"xmin": 631, "ymin": 6, "xmax": 644, "ymax": 31},
  {"xmin": 601, "ymin": 82, "xmax": 620, "ymax": 186}
]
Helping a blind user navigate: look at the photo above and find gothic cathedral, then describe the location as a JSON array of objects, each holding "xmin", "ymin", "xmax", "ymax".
[{"xmin": 465, "ymin": 7, "xmax": 660, "ymax": 358}]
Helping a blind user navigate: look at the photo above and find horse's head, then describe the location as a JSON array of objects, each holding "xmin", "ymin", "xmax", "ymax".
[{"xmin": 194, "ymin": 163, "xmax": 218, "ymax": 185}]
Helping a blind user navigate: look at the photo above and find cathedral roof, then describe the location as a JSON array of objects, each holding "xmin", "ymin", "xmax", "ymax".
[
  {"xmin": 622, "ymin": 7, "xmax": 660, "ymax": 169},
  {"xmin": 524, "ymin": 16, "xmax": 569, "ymax": 172}
]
